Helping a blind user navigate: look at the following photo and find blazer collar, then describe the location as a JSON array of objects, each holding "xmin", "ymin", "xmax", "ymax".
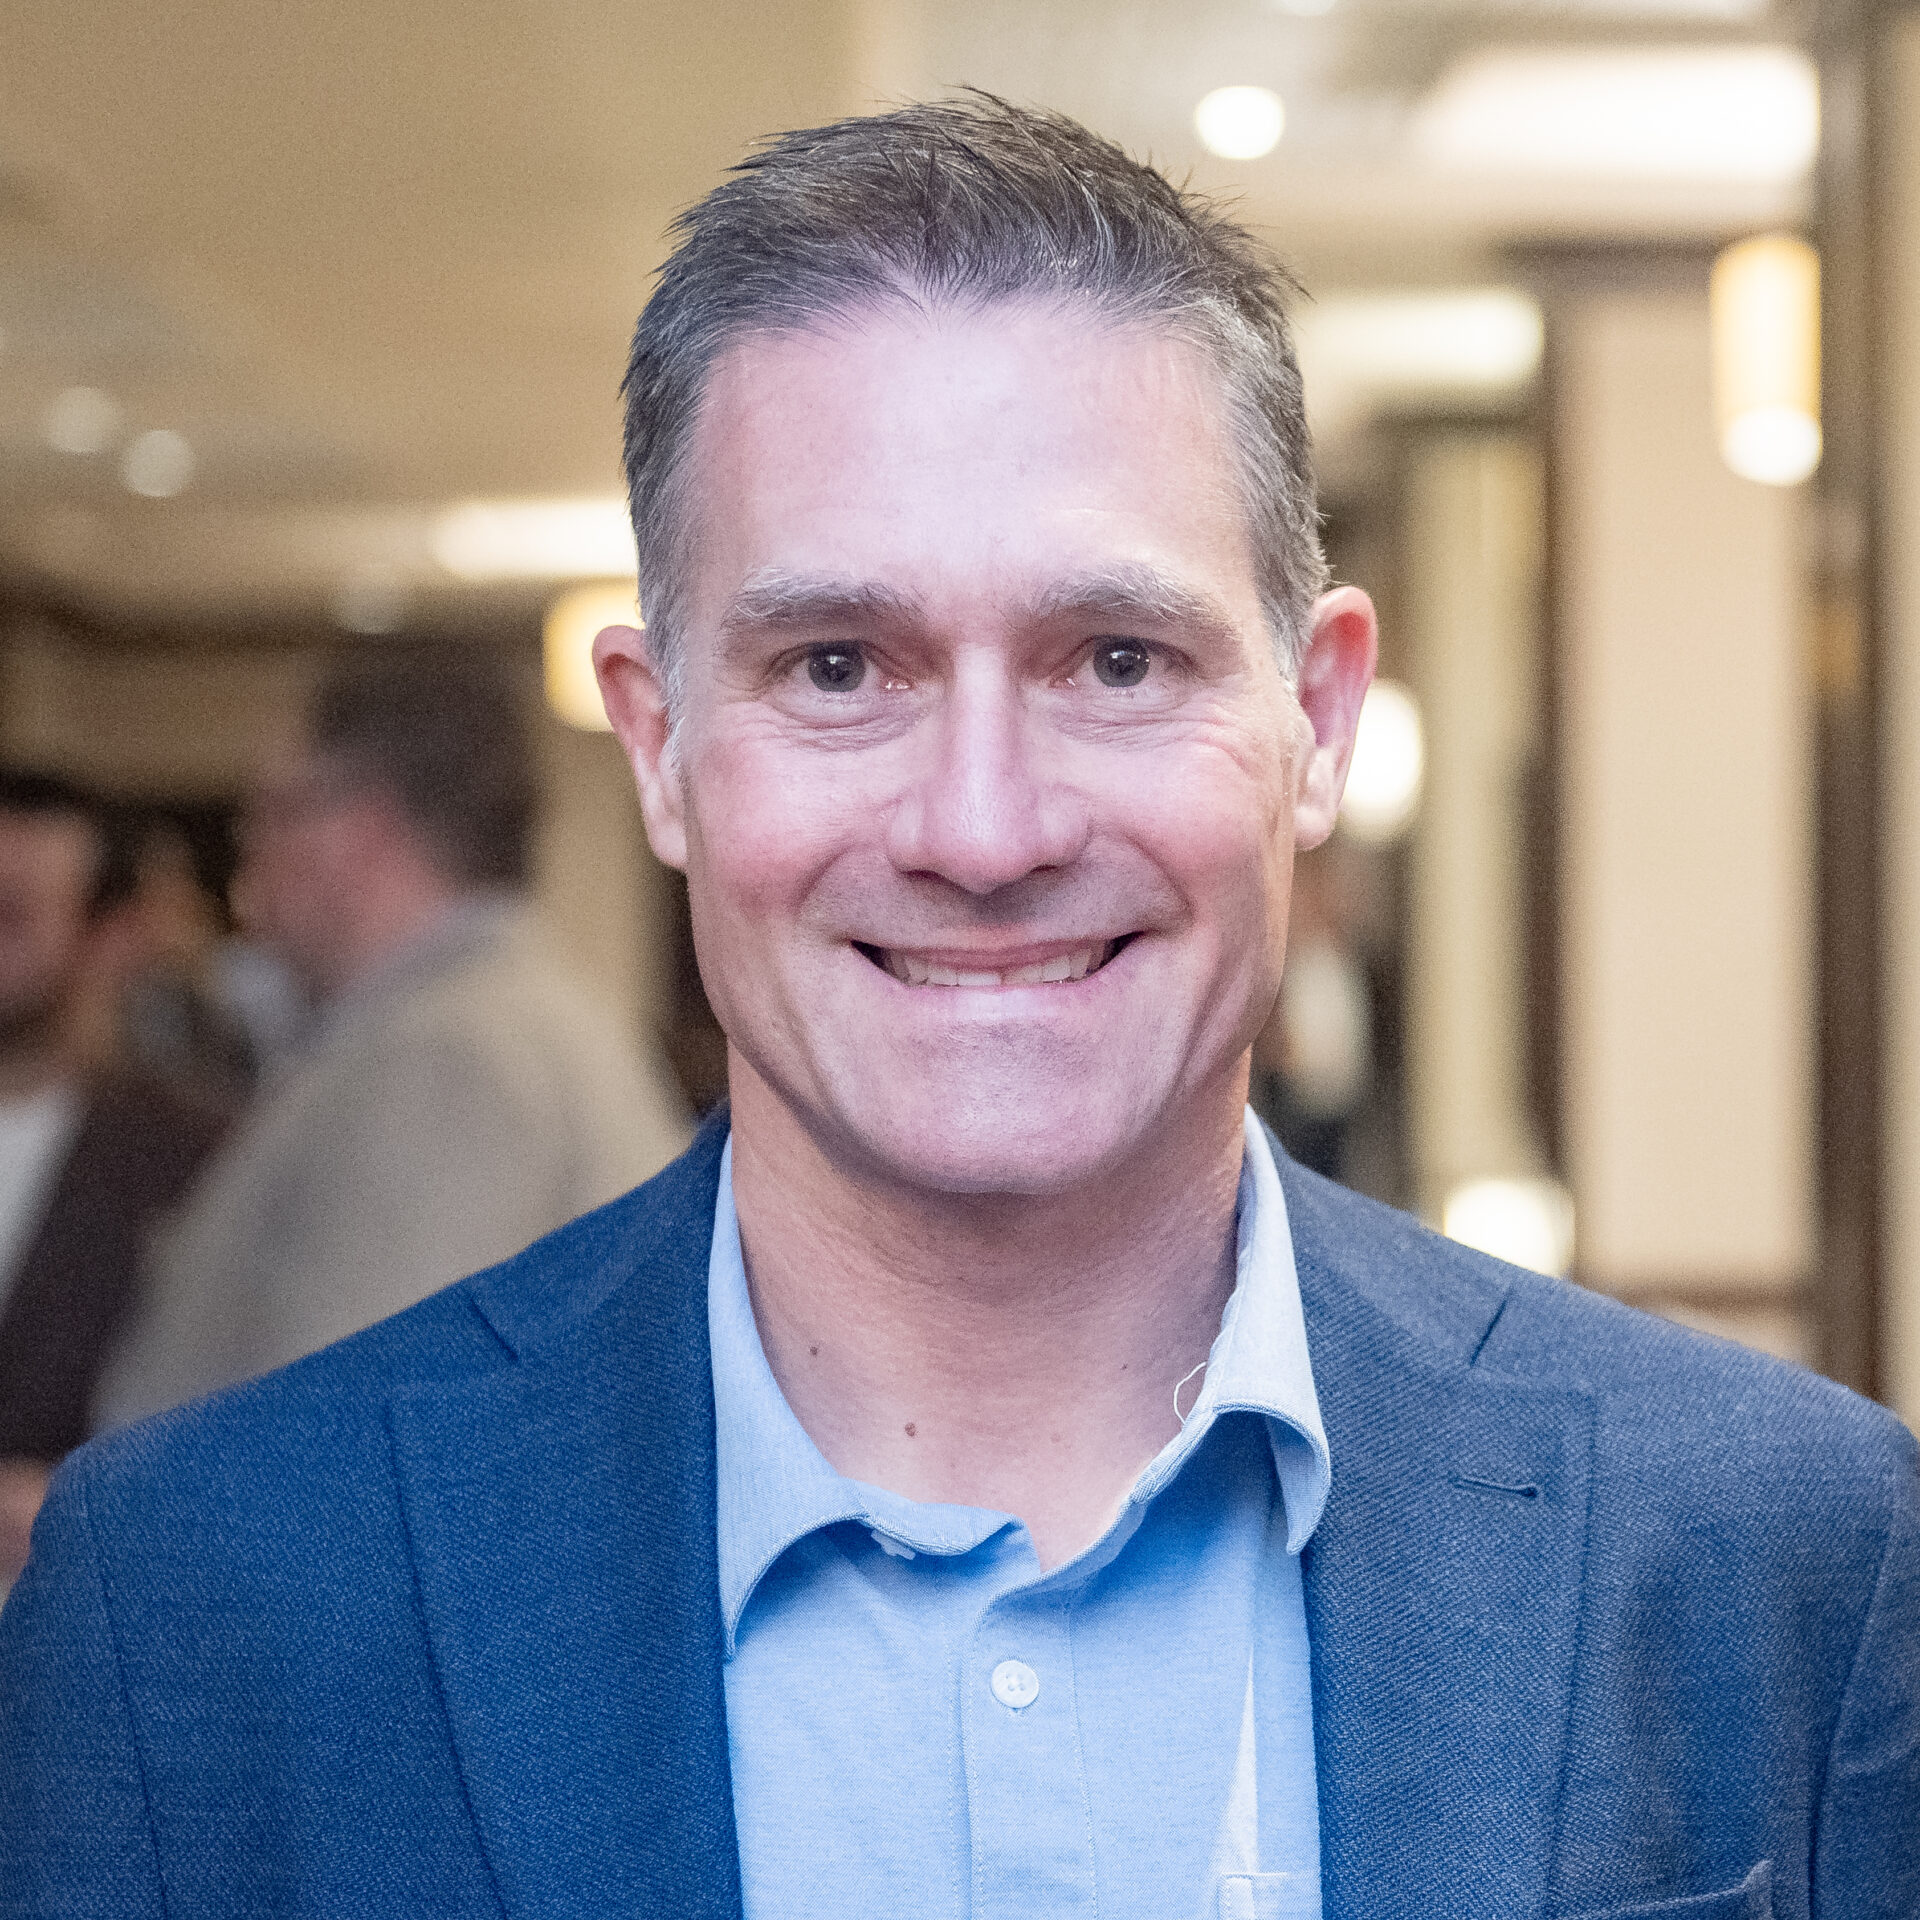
[
  {"xmin": 387, "ymin": 1118, "xmax": 742, "ymax": 1920},
  {"xmin": 1281, "ymin": 1154, "xmax": 1595, "ymax": 1920}
]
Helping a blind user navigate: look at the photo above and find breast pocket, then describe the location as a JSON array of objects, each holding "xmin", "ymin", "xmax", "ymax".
[
  {"xmin": 1564, "ymin": 1859, "xmax": 1771, "ymax": 1920},
  {"xmin": 1217, "ymin": 1871, "xmax": 1319, "ymax": 1919}
]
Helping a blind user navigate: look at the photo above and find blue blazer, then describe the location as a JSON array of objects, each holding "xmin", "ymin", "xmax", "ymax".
[{"xmin": 2, "ymin": 1119, "xmax": 1914, "ymax": 1919}]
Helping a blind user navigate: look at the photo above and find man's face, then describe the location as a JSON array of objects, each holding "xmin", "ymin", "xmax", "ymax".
[
  {"xmin": 606, "ymin": 303, "xmax": 1373, "ymax": 1194},
  {"xmin": 235, "ymin": 741, "xmax": 371, "ymax": 1003},
  {"xmin": 0, "ymin": 810, "xmax": 97, "ymax": 1051}
]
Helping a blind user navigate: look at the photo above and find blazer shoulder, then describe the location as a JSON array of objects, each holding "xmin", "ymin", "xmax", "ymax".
[
  {"xmin": 1485, "ymin": 1262, "xmax": 1916, "ymax": 1479},
  {"xmin": 1280, "ymin": 1147, "xmax": 1914, "ymax": 1498}
]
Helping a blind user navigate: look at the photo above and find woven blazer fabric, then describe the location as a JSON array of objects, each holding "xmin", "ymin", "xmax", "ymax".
[{"xmin": 1, "ymin": 1116, "xmax": 1914, "ymax": 1920}]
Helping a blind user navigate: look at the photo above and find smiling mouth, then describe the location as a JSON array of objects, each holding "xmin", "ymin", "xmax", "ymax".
[{"xmin": 854, "ymin": 936, "xmax": 1132, "ymax": 988}]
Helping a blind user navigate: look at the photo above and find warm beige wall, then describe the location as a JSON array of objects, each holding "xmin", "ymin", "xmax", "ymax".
[
  {"xmin": 1, "ymin": 621, "xmax": 312, "ymax": 795},
  {"xmin": 1404, "ymin": 433, "xmax": 1546, "ymax": 1214},
  {"xmin": 1878, "ymin": 17, "xmax": 1920, "ymax": 1423},
  {"xmin": 1555, "ymin": 288, "xmax": 1813, "ymax": 1293}
]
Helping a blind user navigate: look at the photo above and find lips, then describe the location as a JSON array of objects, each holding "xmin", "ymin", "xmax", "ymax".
[{"xmin": 858, "ymin": 937, "xmax": 1124, "ymax": 988}]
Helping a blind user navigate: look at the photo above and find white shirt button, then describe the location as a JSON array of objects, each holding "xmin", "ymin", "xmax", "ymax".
[{"xmin": 990, "ymin": 1659, "xmax": 1040, "ymax": 1710}]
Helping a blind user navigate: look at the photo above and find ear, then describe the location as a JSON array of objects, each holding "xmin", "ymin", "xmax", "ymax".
[
  {"xmin": 593, "ymin": 623, "xmax": 689, "ymax": 872},
  {"xmin": 1290, "ymin": 586, "xmax": 1379, "ymax": 852}
]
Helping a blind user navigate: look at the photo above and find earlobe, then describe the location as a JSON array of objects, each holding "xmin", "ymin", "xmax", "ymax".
[
  {"xmin": 1291, "ymin": 586, "xmax": 1379, "ymax": 851},
  {"xmin": 593, "ymin": 623, "xmax": 690, "ymax": 871}
]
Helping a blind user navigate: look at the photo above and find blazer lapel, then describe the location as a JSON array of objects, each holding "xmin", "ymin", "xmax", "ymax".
[
  {"xmin": 1285, "ymin": 1166, "xmax": 1595, "ymax": 1920},
  {"xmin": 387, "ymin": 1129, "xmax": 742, "ymax": 1920}
]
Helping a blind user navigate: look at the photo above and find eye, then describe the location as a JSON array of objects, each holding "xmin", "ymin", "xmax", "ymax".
[
  {"xmin": 806, "ymin": 645, "xmax": 867, "ymax": 693},
  {"xmin": 1090, "ymin": 640, "xmax": 1153, "ymax": 689},
  {"xmin": 802, "ymin": 648, "xmax": 871, "ymax": 695}
]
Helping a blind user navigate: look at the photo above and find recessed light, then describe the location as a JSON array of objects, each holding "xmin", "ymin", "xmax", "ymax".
[
  {"xmin": 431, "ymin": 496, "xmax": 637, "ymax": 581},
  {"xmin": 544, "ymin": 581, "xmax": 635, "ymax": 731},
  {"xmin": 121, "ymin": 428, "xmax": 195, "ymax": 498},
  {"xmin": 1414, "ymin": 45, "xmax": 1818, "ymax": 183},
  {"xmin": 1340, "ymin": 680, "xmax": 1424, "ymax": 843},
  {"xmin": 1194, "ymin": 86, "xmax": 1286, "ymax": 161},
  {"xmin": 43, "ymin": 386, "xmax": 122, "ymax": 456}
]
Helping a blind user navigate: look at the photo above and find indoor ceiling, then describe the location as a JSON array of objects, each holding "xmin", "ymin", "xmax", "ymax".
[{"xmin": 0, "ymin": 0, "xmax": 1813, "ymax": 629}]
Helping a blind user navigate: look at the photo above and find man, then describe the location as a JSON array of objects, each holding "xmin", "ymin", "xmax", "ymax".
[
  {"xmin": 2, "ymin": 99, "xmax": 1913, "ymax": 1920},
  {"xmin": 93, "ymin": 647, "xmax": 690, "ymax": 1426},
  {"xmin": 0, "ymin": 774, "xmax": 226, "ymax": 1586}
]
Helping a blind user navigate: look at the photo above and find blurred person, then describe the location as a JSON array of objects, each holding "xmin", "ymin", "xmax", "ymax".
[
  {"xmin": 92, "ymin": 647, "xmax": 690, "ymax": 1428},
  {"xmin": 0, "ymin": 774, "xmax": 227, "ymax": 1584},
  {"xmin": 5, "ymin": 99, "xmax": 1915, "ymax": 1920},
  {"xmin": 73, "ymin": 818, "xmax": 260, "ymax": 1101}
]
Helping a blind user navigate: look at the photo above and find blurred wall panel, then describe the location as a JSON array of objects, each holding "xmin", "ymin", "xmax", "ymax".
[
  {"xmin": 0, "ymin": 622, "xmax": 310, "ymax": 795},
  {"xmin": 1404, "ymin": 433, "xmax": 1547, "ymax": 1216},
  {"xmin": 1555, "ymin": 289, "xmax": 1814, "ymax": 1301},
  {"xmin": 1877, "ymin": 16, "xmax": 1920, "ymax": 1425}
]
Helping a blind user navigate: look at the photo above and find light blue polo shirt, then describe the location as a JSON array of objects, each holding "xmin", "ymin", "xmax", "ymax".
[{"xmin": 712, "ymin": 1109, "xmax": 1332, "ymax": 1920}]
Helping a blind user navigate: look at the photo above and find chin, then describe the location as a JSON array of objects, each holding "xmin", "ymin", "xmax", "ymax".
[{"xmin": 826, "ymin": 1072, "xmax": 1166, "ymax": 1198}]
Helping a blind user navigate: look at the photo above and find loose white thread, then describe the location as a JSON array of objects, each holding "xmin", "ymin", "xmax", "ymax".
[{"xmin": 1173, "ymin": 1359, "xmax": 1209, "ymax": 1425}]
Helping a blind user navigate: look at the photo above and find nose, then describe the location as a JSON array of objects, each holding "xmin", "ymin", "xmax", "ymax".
[{"xmin": 883, "ymin": 663, "xmax": 1090, "ymax": 895}]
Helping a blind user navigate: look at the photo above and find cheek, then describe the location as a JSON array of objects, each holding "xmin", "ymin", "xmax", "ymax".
[
  {"xmin": 680, "ymin": 732, "xmax": 856, "ymax": 950},
  {"xmin": 1115, "ymin": 730, "xmax": 1296, "ymax": 938}
]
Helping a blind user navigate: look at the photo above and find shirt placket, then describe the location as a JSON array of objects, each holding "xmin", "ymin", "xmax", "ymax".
[{"xmin": 961, "ymin": 1585, "xmax": 1096, "ymax": 1920}]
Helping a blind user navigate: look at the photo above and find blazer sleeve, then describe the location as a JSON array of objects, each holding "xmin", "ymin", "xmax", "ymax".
[
  {"xmin": 0, "ymin": 1460, "xmax": 166, "ymax": 1919},
  {"xmin": 1813, "ymin": 1421, "xmax": 1920, "ymax": 1920}
]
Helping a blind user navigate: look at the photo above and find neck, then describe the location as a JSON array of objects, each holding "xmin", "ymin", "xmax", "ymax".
[
  {"xmin": 322, "ymin": 873, "xmax": 469, "ymax": 1005},
  {"xmin": 728, "ymin": 1063, "xmax": 1248, "ymax": 1569}
]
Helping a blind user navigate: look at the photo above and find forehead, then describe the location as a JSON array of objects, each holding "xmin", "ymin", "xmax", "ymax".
[{"xmin": 679, "ymin": 301, "xmax": 1258, "ymax": 632}]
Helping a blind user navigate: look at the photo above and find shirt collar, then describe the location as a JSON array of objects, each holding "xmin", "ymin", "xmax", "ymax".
[
  {"xmin": 1129, "ymin": 1108, "xmax": 1332, "ymax": 1553},
  {"xmin": 709, "ymin": 1108, "xmax": 1331, "ymax": 1652}
]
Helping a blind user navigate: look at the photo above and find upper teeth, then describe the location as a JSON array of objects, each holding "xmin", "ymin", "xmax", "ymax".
[{"xmin": 884, "ymin": 943, "xmax": 1110, "ymax": 987}]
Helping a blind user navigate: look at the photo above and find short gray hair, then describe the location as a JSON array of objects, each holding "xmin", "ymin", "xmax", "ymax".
[{"xmin": 621, "ymin": 93, "xmax": 1326, "ymax": 707}]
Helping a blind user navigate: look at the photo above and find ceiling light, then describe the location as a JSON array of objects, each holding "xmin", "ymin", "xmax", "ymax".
[
  {"xmin": 1195, "ymin": 86, "xmax": 1287, "ymax": 161},
  {"xmin": 1711, "ymin": 233, "xmax": 1820, "ymax": 486},
  {"xmin": 1296, "ymin": 289, "xmax": 1543, "ymax": 403},
  {"xmin": 1267, "ymin": 0, "xmax": 1338, "ymax": 17},
  {"xmin": 432, "ymin": 496, "xmax": 636, "ymax": 582},
  {"xmin": 1339, "ymin": 680, "xmax": 1424, "ymax": 844},
  {"xmin": 1413, "ymin": 45, "xmax": 1819, "ymax": 183},
  {"xmin": 1442, "ymin": 1176, "xmax": 1576, "ymax": 1277},
  {"xmin": 1560, "ymin": 0, "xmax": 1766, "ymax": 15},
  {"xmin": 543, "ymin": 581, "xmax": 636, "ymax": 731},
  {"xmin": 120, "ymin": 428, "xmax": 194, "ymax": 498},
  {"xmin": 43, "ymin": 386, "xmax": 122, "ymax": 456}
]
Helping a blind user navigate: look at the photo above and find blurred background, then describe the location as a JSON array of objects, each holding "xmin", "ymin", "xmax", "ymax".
[{"xmin": 0, "ymin": 0, "xmax": 1909, "ymax": 1419}]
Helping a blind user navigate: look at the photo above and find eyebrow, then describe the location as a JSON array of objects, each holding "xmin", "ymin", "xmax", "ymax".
[
  {"xmin": 716, "ymin": 571, "xmax": 925, "ymax": 641},
  {"xmin": 1026, "ymin": 563, "xmax": 1239, "ymax": 644},
  {"xmin": 713, "ymin": 561, "xmax": 1240, "ymax": 649}
]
